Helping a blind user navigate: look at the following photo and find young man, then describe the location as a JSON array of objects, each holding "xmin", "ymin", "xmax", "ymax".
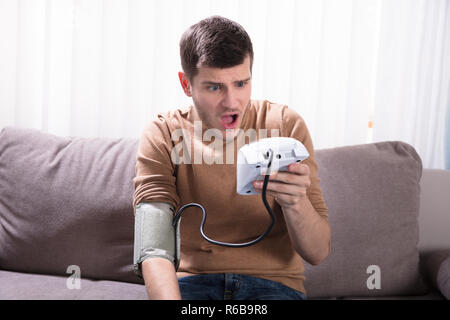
[{"xmin": 133, "ymin": 16, "xmax": 330, "ymax": 300}]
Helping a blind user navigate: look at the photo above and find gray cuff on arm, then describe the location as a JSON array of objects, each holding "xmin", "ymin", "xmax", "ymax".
[{"xmin": 133, "ymin": 202, "xmax": 181, "ymax": 278}]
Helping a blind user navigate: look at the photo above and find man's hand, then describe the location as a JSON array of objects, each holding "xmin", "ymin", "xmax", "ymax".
[
  {"xmin": 252, "ymin": 162, "xmax": 330, "ymax": 265},
  {"xmin": 252, "ymin": 162, "xmax": 311, "ymax": 210}
]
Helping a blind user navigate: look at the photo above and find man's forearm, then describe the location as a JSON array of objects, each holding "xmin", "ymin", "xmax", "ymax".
[
  {"xmin": 282, "ymin": 197, "xmax": 331, "ymax": 265},
  {"xmin": 141, "ymin": 257, "xmax": 182, "ymax": 300}
]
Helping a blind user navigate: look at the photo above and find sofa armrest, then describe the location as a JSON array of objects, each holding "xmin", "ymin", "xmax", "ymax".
[{"xmin": 423, "ymin": 250, "xmax": 450, "ymax": 299}]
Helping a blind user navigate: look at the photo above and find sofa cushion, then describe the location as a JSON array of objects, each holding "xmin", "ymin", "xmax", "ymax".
[
  {"xmin": 438, "ymin": 257, "xmax": 450, "ymax": 299},
  {"xmin": 305, "ymin": 141, "xmax": 427, "ymax": 298},
  {"xmin": 0, "ymin": 270, "xmax": 147, "ymax": 299},
  {"xmin": 0, "ymin": 127, "xmax": 141, "ymax": 284},
  {"xmin": 427, "ymin": 250, "xmax": 450, "ymax": 300}
]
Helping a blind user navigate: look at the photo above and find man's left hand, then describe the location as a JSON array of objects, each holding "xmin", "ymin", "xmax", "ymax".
[{"xmin": 252, "ymin": 163, "xmax": 311, "ymax": 209}]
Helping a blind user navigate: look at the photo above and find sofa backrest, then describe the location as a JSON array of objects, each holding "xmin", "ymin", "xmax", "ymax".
[
  {"xmin": 0, "ymin": 127, "xmax": 428, "ymax": 297},
  {"xmin": 418, "ymin": 169, "xmax": 450, "ymax": 254}
]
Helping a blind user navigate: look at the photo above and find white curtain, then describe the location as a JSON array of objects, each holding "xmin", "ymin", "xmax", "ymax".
[
  {"xmin": 0, "ymin": 0, "xmax": 449, "ymax": 169},
  {"xmin": 373, "ymin": 0, "xmax": 450, "ymax": 169}
]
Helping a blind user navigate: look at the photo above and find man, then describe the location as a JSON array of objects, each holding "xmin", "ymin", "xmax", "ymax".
[{"xmin": 133, "ymin": 16, "xmax": 330, "ymax": 300}]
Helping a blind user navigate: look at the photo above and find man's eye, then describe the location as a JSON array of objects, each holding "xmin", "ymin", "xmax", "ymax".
[
  {"xmin": 236, "ymin": 81, "xmax": 246, "ymax": 88},
  {"xmin": 208, "ymin": 85, "xmax": 220, "ymax": 92}
]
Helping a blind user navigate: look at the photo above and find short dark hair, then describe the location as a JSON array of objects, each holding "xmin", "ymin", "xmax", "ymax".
[{"xmin": 179, "ymin": 16, "xmax": 254, "ymax": 82}]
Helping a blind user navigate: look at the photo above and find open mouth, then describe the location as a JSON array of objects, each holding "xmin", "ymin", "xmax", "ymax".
[{"xmin": 220, "ymin": 113, "xmax": 239, "ymax": 129}]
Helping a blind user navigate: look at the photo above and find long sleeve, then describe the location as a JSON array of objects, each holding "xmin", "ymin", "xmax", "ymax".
[
  {"xmin": 133, "ymin": 116, "xmax": 180, "ymax": 212},
  {"xmin": 281, "ymin": 106, "xmax": 329, "ymax": 220}
]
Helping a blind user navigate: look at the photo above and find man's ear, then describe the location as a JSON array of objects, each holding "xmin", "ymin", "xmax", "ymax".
[{"xmin": 178, "ymin": 72, "xmax": 192, "ymax": 97}]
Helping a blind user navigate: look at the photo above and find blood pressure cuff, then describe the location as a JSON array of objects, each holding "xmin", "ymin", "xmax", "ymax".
[{"xmin": 133, "ymin": 202, "xmax": 181, "ymax": 278}]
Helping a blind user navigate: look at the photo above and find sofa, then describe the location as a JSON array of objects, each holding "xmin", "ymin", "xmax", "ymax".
[{"xmin": 0, "ymin": 126, "xmax": 448, "ymax": 300}]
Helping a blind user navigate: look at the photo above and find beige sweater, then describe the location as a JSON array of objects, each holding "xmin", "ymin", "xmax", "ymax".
[{"xmin": 133, "ymin": 100, "xmax": 328, "ymax": 294}]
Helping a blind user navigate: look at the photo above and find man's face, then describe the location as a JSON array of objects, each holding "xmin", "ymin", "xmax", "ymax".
[{"xmin": 179, "ymin": 55, "xmax": 252, "ymax": 139}]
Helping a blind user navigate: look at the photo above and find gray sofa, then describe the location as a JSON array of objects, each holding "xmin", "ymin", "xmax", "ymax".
[{"xmin": 0, "ymin": 126, "xmax": 448, "ymax": 300}]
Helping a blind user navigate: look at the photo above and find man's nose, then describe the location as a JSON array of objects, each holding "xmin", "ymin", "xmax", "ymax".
[{"xmin": 221, "ymin": 87, "xmax": 239, "ymax": 109}]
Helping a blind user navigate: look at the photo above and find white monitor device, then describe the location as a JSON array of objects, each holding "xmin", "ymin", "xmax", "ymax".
[{"xmin": 236, "ymin": 137, "xmax": 310, "ymax": 195}]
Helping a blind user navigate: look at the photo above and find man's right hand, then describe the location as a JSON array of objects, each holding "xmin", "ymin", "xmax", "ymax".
[{"xmin": 141, "ymin": 257, "xmax": 182, "ymax": 300}]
